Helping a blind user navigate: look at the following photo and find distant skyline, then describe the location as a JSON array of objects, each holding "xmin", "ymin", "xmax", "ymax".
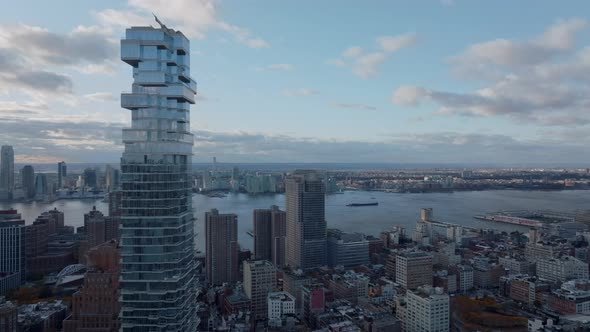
[{"xmin": 1, "ymin": 1, "xmax": 590, "ymax": 164}]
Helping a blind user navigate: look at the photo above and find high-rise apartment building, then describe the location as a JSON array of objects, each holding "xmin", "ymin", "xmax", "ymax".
[
  {"xmin": 63, "ymin": 242, "xmax": 120, "ymax": 332},
  {"xmin": 405, "ymin": 286, "xmax": 450, "ymax": 332},
  {"xmin": 57, "ymin": 161, "xmax": 67, "ymax": 188},
  {"xmin": 243, "ymin": 260, "xmax": 276, "ymax": 320},
  {"xmin": 206, "ymin": 209, "xmax": 238, "ymax": 285},
  {"xmin": 84, "ymin": 206, "xmax": 119, "ymax": 248},
  {"xmin": 0, "ymin": 146, "xmax": 14, "ymax": 199},
  {"xmin": 270, "ymin": 206, "xmax": 287, "ymax": 267},
  {"xmin": 396, "ymin": 251, "xmax": 433, "ymax": 290},
  {"xmin": 0, "ymin": 210, "xmax": 25, "ymax": 286},
  {"xmin": 253, "ymin": 205, "xmax": 286, "ymax": 264},
  {"xmin": 285, "ymin": 170, "xmax": 326, "ymax": 270},
  {"xmin": 20, "ymin": 165, "xmax": 35, "ymax": 199},
  {"xmin": 119, "ymin": 18, "xmax": 197, "ymax": 331},
  {"xmin": 253, "ymin": 208, "xmax": 272, "ymax": 261}
]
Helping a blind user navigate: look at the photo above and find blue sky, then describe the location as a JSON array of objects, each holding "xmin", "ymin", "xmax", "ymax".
[{"xmin": 1, "ymin": 0, "xmax": 590, "ymax": 164}]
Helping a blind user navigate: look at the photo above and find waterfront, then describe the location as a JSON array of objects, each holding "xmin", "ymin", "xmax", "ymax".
[{"xmin": 2, "ymin": 190, "xmax": 590, "ymax": 252}]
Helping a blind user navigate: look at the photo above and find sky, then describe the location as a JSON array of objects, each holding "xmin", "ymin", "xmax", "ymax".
[{"xmin": 1, "ymin": 0, "xmax": 590, "ymax": 165}]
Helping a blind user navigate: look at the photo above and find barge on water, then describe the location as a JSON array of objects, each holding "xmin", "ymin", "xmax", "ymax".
[{"xmin": 346, "ymin": 202, "xmax": 379, "ymax": 207}]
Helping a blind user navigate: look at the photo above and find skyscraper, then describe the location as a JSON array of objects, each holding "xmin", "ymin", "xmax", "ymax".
[
  {"xmin": 285, "ymin": 170, "xmax": 327, "ymax": 270},
  {"xmin": 254, "ymin": 205, "xmax": 287, "ymax": 263},
  {"xmin": 205, "ymin": 209, "xmax": 238, "ymax": 285},
  {"xmin": 119, "ymin": 18, "xmax": 197, "ymax": 331},
  {"xmin": 57, "ymin": 161, "xmax": 67, "ymax": 188},
  {"xmin": 34, "ymin": 173, "xmax": 48, "ymax": 197},
  {"xmin": 0, "ymin": 146, "xmax": 14, "ymax": 198},
  {"xmin": 20, "ymin": 165, "xmax": 35, "ymax": 199},
  {"xmin": 83, "ymin": 168, "xmax": 97, "ymax": 189},
  {"xmin": 270, "ymin": 206, "xmax": 287, "ymax": 267},
  {"xmin": 0, "ymin": 210, "xmax": 25, "ymax": 285},
  {"xmin": 105, "ymin": 165, "xmax": 120, "ymax": 191},
  {"xmin": 253, "ymin": 208, "xmax": 273, "ymax": 261}
]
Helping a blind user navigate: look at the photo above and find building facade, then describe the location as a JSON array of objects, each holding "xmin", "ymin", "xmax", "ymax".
[
  {"xmin": 0, "ymin": 146, "xmax": 14, "ymax": 199},
  {"xmin": 396, "ymin": 251, "xmax": 433, "ymax": 290},
  {"xmin": 0, "ymin": 210, "xmax": 25, "ymax": 285},
  {"xmin": 21, "ymin": 165, "xmax": 35, "ymax": 199},
  {"xmin": 537, "ymin": 256, "xmax": 589, "ymax": 283},
  {"xmin": 57, "ymin": 161, "xmax": 67, "ymax": 188},
  {"xmin": 285, "ymin": 170, "xmax": 326, "ymax": 270},
  {"xmin": 63, "ymin": 242, "xmax": 120, "ymax": 332},
  {"xmin": 267, "ymin": 292, "xmax": 295, "ymax": 328},
  {"xmin": 119, "ymin": 19, "xmax": 197, "ymax": 331},
  {"xmin": 405, "ymin": 287, "xmax": 449, "ymax": 332},
  {"xmin": 205, "ymin": 209, "xmax": 238, "ymax": 285},
  {"xmin": 327, "ymin": 229, "xmax": 369, "ymax": 268},
  {"xmin": 243, "ymin": 260, "xmax": 276, "ymax": 320}
]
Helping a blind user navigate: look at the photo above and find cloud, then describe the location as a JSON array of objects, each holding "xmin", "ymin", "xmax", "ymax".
[
  {"xmin": 282, "ymin": 88, "xmax": 319, "ymax": 97},
  {"xmin": 377, "ymin": 34, "xmax": 417, "ymax": 53},
  {"xmin": 394, "ymin": 19, "xmax": 590, "ymax": 127},
  {"xmin": 97, "ymin": 0, "xmax": 270, "ymax": 48},
  {"xmin": 84, "ymin": 92, "xmax": 118, "ymax": 102},
  {"xmin": 452, "ymin": 18, "xmax": 586, "ymax": 74},
  {"xmin": 266, "ymin": 63, "xmax": 295, "ymax": 71},
  {"xmin": 331, "ymin": 102, "xmax": 377, "ymax": 111},
  {"xmin": 191, "ymin": 129, "xmax": 590, "ymax": 164},
  {"xmin": 0, "ymin": 23, "xmax": 118, "ymax": 68},
  {"xmin": 330, "ymin": 33, "xmax": 417, "ymax": 78}
]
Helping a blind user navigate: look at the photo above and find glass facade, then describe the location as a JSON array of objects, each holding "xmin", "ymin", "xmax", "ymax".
[{"xmin": 119, "ymin": 23, "xmax": 197, "ymax": 332}]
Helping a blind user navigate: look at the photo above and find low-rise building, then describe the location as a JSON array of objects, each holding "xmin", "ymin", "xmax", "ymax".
[
  {"xmin": 537, "ymin": 256, "xmax": 588, "ymax": 283},
  {"xmin": 267, "ymin": 291, "xmax": 296, "ymax": 328}
]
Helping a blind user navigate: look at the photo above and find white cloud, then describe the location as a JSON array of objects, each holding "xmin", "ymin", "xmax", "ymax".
[
  {"xmin": 394, "ymin": 18, "xmax": 590, "ymax": 127},
  {"xmin": 330, "ymin": 33, "xmax": 417, "ymax": 78},
  {"xmin": 84, "ymin": 92, "xmax": 118, "ymax": 102},
  {"xmin": 97, "ymin": 0, "xmax": 270, "ymax": 48},
  {"xmin": 377, "ymin": 33, "xmax": 417, "ymax": 53}
]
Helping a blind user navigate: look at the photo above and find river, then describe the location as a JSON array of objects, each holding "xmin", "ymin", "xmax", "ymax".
[{"xmin": 1, "ymin": 190, "xmax": 589, "ymax": 251}]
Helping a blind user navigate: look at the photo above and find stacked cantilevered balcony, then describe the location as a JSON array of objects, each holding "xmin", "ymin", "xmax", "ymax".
[{"xmin": 119, "ymin": 25, "xmax": 197, "ymax": 332}]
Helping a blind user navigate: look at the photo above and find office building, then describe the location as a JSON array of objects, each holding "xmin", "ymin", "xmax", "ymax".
[
  {"xmin": 421, "ymin": 208, "xmax": 434, "ymax": 222},
  {"xmin": 253, "ymin": 205, "xmax": 286, "ymax": 264},
  {"xmin": 285, "ymin": 170, "xmax": 327, "ymax": 270},
  {"xmin": 0, "ymin": 146, "xmax": 14, "ymax": 199},
  {"xmin": 253, "ymin": 208, "xmax": 272, "ymax": 260},
  {"xmin": 396, "ymin": 251, "xmax": 433, "ymax": 290},
  {"xmin": 206, "ymin": 209, "xmax": 238, "ymax": 285},
  {"xmin": 34, "ymin": 173, "xmax": 48, "ymax": 197},
  {"xmin": 83, "ymin": 168, "xmax": 97, "ymax": 189},
  {"xmin": 243, "ymin": 260, "xmax": 276, "ymax": 320},
  {"xmin": 119, "ymin": 18, "xmax": 198, "ymax": 331},
  {"xmin": 327, "ymin": 229, "xmax": 369, "ymax": 268},
  {"xmin": 21, "ymin": 165, "xmax": 35, "ymax": 199},
  {"xmin": 57, "ymin": 161, "xmax": 67, "ymax": 188},
  {"xmin": 0, "ymin": 210, "xmax": 25, "ymax": 286},
  {"xmin": 406, "ymin": 286, "xmax": 450, "ymax": 332},
  {"xmin": 105, "ymin": 164, "xmax": 120, "ymax": 191},
  {"xmin": 63, "ymin": 242, "xmax": 120, "ymax": 332},
  {"xmin": 0, "ymin": 297, "xmax": 17, "ymax": 332},
  {"xmin": 454, "ymin": 264, "xmax": 474, "ymax": 292},
  {"xmin": 267, "ymin": 292, "xmax": 295, "ymax": 328}
]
